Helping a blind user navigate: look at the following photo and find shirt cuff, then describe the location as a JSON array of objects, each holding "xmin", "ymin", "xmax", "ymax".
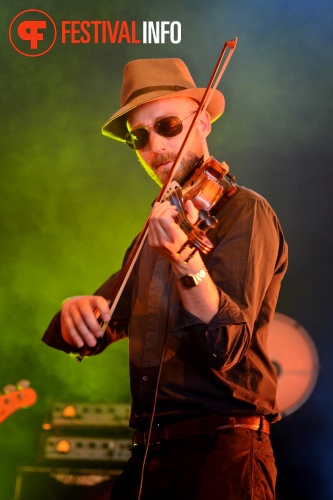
[
  {"xmin": 41, "ymin": 312, "xmax": 81, "ymax": 354},
  {"xmin": 172, "ymin": 289, "xmax": 245, "ymax": 338}
]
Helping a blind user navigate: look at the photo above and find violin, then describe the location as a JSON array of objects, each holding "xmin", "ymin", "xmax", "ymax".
[{"xmin": 76, "ymin": 38, "xmax": 238, "ymax": 362}]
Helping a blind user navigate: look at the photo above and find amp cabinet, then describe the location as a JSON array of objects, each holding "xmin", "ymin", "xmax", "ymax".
[{"xmin": 14, "ymin": 466, "xmax": 120, "ymax": 500}]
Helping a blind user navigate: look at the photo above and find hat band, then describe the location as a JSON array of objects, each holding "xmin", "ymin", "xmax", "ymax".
[{"xmin": 124, "ymin": 85, "xmax": 188, "ymax": 106}]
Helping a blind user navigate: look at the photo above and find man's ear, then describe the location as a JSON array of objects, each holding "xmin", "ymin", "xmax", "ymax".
[{"xmin": 198, "ymin": 110, "xmax": 211, "ymax": 138}]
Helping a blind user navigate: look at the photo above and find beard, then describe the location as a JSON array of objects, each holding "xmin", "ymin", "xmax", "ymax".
[{"xmin": 137, "ymin": 131, "xmax": 206, "ymax": 187}]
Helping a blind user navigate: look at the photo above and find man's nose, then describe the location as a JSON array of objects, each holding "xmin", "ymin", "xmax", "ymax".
[{"xmin": 148, "ymin": 130, "xmax": 168, "ymax": 152}]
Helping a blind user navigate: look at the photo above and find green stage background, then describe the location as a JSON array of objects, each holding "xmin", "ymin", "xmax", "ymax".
[{"xmin": 1, "ymin": 1, "xmax": 332, "ymax": 498}]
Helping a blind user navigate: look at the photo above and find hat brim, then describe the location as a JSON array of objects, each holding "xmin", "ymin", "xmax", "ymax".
[{"xmin": 102, "ymin": 88, "xmax": 225, "ymax": 142}]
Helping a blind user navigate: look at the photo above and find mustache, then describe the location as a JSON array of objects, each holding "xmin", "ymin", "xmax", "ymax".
[{"xmin": 150, "ymin": 153, "xmax": 177, "ymax": 170}]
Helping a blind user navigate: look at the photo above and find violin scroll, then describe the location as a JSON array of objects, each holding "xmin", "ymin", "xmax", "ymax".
[{"xmin": 170, "ymin": 188, "xmax": 216, "ymax": 257}]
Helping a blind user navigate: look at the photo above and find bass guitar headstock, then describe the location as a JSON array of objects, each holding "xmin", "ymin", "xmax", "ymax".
[{"xmin": 0, "ymin": 380, "xmax": 37, "ymax": 423}]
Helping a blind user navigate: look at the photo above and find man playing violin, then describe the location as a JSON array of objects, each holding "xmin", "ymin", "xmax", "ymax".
[{"xmin": 43, "ymin": 57, "xmax": 288, "ymax": 499}]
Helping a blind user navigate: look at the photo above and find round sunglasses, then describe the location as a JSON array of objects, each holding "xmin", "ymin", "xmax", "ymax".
[{"xmin": 125, "ymin": 111, "xmax": 196, "ymax": 151}]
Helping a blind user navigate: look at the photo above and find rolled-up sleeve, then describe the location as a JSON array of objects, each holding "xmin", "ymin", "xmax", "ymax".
[{"xmin": 172, "ymin": 189, "xmax": 288, "ymax": 371}]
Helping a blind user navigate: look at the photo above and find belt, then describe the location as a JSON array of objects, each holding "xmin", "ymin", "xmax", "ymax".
[{"xmin": 133, "ymin": 415, "xmax": 270, "ymax": 446}]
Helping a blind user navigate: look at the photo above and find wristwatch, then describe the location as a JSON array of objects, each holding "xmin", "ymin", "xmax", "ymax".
[{"xmin": 177, "ymin": 267, "xmax": 207, "ymax": 288}]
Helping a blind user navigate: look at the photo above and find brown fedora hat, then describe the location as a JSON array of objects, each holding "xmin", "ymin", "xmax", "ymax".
[{"xmin": 102, "ymin": 58, "xmax": 225, "ymax": 142}]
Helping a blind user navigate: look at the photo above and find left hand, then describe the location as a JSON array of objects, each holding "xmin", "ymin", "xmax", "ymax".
[{"xmin": 148, "ymin": 199, "xmax": 198, "ymax": 261}]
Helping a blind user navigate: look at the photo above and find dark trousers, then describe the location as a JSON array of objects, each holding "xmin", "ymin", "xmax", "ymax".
[{"xmin": 110, "ymin": 428, "xmax": 277, "ymax": 500}]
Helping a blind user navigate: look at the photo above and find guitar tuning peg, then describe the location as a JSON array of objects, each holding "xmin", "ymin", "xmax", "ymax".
[
  {"xmin": 3, "ymin": 384, "xmax": 16, "ymax": 394},
  {"xmin": 16, "ymin": 380, "xmax": 31, "ymax": 389}
]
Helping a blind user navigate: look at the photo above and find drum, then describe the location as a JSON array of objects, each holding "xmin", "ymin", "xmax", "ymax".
[{"xmin": 268, "ymin": 313, "xmax": 319, "ymax": 416}]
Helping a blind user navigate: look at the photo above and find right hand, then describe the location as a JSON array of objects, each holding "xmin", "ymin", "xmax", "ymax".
[{"xmin": 60, "ymin": 295, "xmax": 111, "ymax": 348}]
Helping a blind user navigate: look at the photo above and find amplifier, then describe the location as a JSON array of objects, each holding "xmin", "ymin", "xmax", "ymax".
[
  {"xmin": 42, "ymin": 402, "xmax": 131, "ymax": 430},
  {"xmin": 39, "ymin": 434, "xmax": 132, "ymax": 466},
  {"xmin": 14, "ymin": 466, "xmax": 120, "ymax": 500}
]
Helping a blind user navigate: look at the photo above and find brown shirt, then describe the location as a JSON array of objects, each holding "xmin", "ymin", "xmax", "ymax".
[{"xmin": 42, "ymin": 186, "xmax": 288, "ymax": 427}]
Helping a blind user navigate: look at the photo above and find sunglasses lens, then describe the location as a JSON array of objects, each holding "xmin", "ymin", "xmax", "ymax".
[
  {"xmin": 155, "ymin": 116, "xmax": 183, "ymax": 137},
  {"xmin": 126, "ymin": 128, "xmax": 149, "ymax": 150}
]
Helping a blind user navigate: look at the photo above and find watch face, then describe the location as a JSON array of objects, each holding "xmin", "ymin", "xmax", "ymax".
[{"xmin": 179, "ymin": 275, "xmax": 196, "ymax": 288}]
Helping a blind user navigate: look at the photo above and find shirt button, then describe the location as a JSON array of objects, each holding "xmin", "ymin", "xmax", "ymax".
[{"xmin": 142, "ymin": 375, "xmax": 148, "ymax": 382}]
